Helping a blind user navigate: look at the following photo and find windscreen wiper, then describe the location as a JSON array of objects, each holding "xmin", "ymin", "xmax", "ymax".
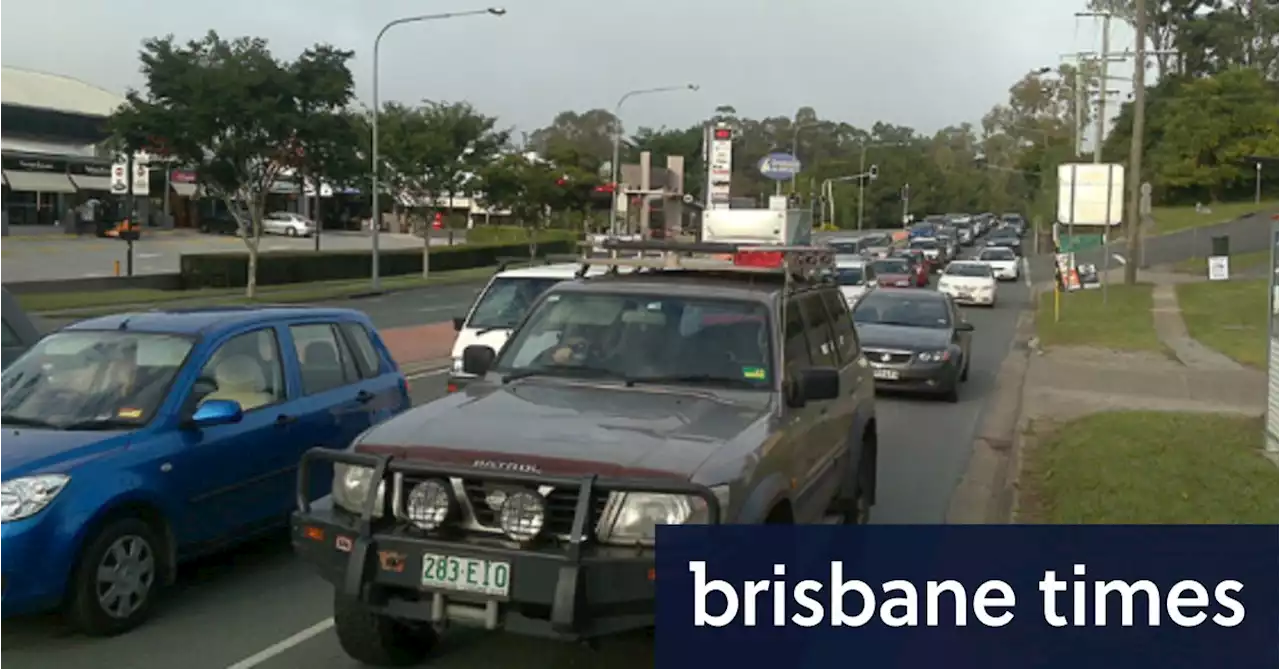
[
  {"xmin": 0, "ymin": 414, "xmax": 58, "ymax": 429},
  {"xmin": 502, "ymin": 365, "xmax": 619, "ymax": 384},
  {"xmin": 60, "ymin": 417, "xmax": 141, "ymax": 431},
  {"xmin": 475, "ymin": 322, "xmax": 518, "ymax": 336},
  {"xmin": 626, "ymin": 374, "xmax": 757, "ymax": 389}
]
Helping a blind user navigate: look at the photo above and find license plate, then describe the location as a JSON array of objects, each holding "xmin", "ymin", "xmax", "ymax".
[
  {"xmin": 873, "ymin": 368, "xmax": 900, "ymax": 380},
  {"xmin": 421, "ymin": 552, "xmax": 511, "ymax": 598}
]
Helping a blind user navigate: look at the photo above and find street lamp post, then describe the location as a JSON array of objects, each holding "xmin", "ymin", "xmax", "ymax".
[
  {"xmin": 609, "ymin": 84, "xmax": 699, "ymax": 236},
  {"xmin": 370, "ymin": 7, "xmax": 506, "ymax": 290},
  {"xmin": 786, "ymin": 121, "xmax": 814, "ymax": 195}
]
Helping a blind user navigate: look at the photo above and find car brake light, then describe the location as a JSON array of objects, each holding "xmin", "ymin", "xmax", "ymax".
[
  {"xmin": 447, "ymin": 383, "xmax": 458, "ymax": 393},
  {"xmin": 734, "ymin": 250, "xmax": 785, "ymax": 268}
]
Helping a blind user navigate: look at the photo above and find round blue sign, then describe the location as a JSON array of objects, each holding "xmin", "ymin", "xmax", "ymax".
[{"xmin": 757, "ymin": 152, "xmax": 802, "ymax": 181}]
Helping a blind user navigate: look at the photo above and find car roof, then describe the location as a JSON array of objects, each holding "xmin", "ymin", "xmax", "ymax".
[
  {"xmin": 835, "ymin": 257, "xmax": 867, "ymax": 268},
  {"xmin": 493, "ymin": 263, "xmax": 599, "ymax": 279},
  {"xmin": 63, "ymin": 305, "xmax": 371, "ymax": 337}
]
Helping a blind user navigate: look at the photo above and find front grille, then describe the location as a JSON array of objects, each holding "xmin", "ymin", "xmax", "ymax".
[{"xmin": 864, "ymin": 348, "xmax": 914, "ymax": 365}]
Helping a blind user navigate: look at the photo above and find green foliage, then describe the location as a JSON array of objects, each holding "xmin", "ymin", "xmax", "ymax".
[
  {"xmin": 466, "ymin": 225, "xmax": 577, "ymax": 245},
  {"xmin": 109, "ymin": 31, "xmax": 356, "ymax": 295},
  {"xmin": 179, "ymin": 239, "xmax": 579, "ymax": 289}
]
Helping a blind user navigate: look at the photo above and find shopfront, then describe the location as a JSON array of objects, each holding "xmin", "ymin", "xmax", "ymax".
[{"xmin": 2, "ymin": 156, "xmax": 76, "ymax": 226}]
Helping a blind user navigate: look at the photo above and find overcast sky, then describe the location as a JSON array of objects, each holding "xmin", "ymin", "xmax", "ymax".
[{"xmin": 2, "ymin": 0, "xmax": 1136, "ymax": 136}]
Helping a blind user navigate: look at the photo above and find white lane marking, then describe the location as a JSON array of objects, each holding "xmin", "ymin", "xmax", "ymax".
[
  {"xmin": 224, "ymin": 617, "xmax": 334, "ymax": 669},
  {"xmin": 137, "ymin": 252, "xmax": 162, "ymax": 259}
]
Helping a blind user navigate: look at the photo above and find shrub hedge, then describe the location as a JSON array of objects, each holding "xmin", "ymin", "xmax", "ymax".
[
  {"xmin": 465, "ymin": 225, "xmax": 574, "ymax": 245},
  {"xmin": 180, "ymin": 236, "xmax": 578, "ymax": 289}
]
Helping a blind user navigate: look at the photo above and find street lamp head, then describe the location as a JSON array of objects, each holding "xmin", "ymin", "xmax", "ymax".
[
  {"xmin": 687, "ymin": 84, "xmax": 700, "ymax": 91},
  {"xmin": 1032, "ymin": 66, "xmax": 1052, "ymax": 75},
  {"xmin": 487, "ymin": 7, "xmax": 507, "ymax": 16}
]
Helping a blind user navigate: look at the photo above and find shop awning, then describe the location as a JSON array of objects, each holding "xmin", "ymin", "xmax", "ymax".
[
  {"xmin": 3, "ymin": 170, "xmax": 76, "ymax": 194},
  {"xmin": 171, "ymin": 182, "xmax": 199, "ymax": 197},
  {"xmin": 69, "ymin": 174, "xmax": 113, "ymax": 192}
]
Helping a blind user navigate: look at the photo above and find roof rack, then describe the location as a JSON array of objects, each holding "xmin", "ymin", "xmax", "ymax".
[{"xmin": 574, "ymin": 238, "xmax": 837, "ymax": 284}]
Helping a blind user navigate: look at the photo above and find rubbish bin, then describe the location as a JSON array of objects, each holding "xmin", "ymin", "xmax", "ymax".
[{"xmin": 1211, "ymin": 235, "xmax": 1229, "ymax": 257}]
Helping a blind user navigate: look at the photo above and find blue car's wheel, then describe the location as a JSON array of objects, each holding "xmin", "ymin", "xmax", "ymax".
[{"xmin": 66, "ymin": 517, "xmax": 163, "ymax": 636}]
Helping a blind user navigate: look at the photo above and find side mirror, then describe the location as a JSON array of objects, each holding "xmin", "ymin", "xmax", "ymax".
[
  {"xmin": 452, "ymin": 316, "xmax": 465, "ymax": 332},
  {"xmin": 956, "ymin": 322, "xmax": 975, "ymax": 332},
  {"xmin": 798, "ymin": 367, "xmax": 840, "ymax": 403},
  {"xmin": 461, "ymin": 345, "xmax": 497, "ymax": 376},
  {"xmin": 189, "ymin": 399, "xmax": 243, "ymax": 428}
]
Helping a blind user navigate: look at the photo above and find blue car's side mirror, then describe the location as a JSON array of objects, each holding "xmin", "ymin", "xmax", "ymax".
[{"xmin": 189, "ymin": 399, "xmax": 243, "ymax": 428}]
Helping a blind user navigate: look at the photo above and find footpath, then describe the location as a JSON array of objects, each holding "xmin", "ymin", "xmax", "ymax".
[
  {"xmin": 1021, "ymin": 270, "xmax": 1266, "ymax": 423},
  {"xmin": 381, "ymin": 320, "xmax": 456, "ymax": 373}
]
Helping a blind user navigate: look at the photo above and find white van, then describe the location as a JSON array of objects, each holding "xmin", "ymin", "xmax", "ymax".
[{"xmin": 448, "ymin": 262, "xmax": 611, "ymax": 391}]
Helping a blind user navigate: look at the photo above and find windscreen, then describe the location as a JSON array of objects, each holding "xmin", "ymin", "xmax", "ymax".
[
  {"xmin": 467, "ymin": 277, "xmax": 563, "ymax": 330},
  {"xmin": 853, "ymin": 292, "xmax": 952, "ymax": 329},
  {"xmin": 834, "ymin": 267, "xmax": 864, "ymax": 285},
  {"xmin": 910, "ymin": 239, "xmax": 938, "ymax": 250},
  {"xmin": 980, "ymin": 248, "xmax": 1016, "ymax": 261},
  {"xmin": 872, "ymin": 258, "xmax": 910, "ymax": 275},
  {"xmin": 945, "ymin": 263, "xmax": 994, "ymax": 278},
  {"xmin": 495, "ymin": 292, "xmax": 774, "ymax": 388}
]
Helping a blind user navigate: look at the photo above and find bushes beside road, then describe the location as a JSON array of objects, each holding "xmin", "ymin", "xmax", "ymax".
[{"xmin": 181, "ymin": 234, "xmax": 577, "ymax": 289}]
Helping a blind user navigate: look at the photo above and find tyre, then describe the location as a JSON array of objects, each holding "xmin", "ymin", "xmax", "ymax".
[
  {"xmin": 66, "ymin": 517, "xmax": 165, "ymax": 636},
  {"xmin": 960, "ymin": 359, "xmax": 970, "ymax": 382},
  {"xmin": 940, "ymin": 379, "xmax": 960, "ymax": 403},
  {"xmin": 285, "ymin": 226, "xmax": 298, "ymax": 237},
  {"xmin": 831, "ymin": 429, "xmax": 875, "ymax": 525},
  {"xmin": 334, "ymin": 592, "xmax": 436, "ymax": 667}
]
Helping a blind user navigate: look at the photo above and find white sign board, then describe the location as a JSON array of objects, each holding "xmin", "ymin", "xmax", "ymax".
[
  {"xmin": 706, "ymin": 124, "xmax": 733, "ymax": 210},
  {"xmin": 1057, "ymin": 163, "xmax": 1125, "ymax": 226},
  {"xmin": 1207, "ymin": 256, "xmax": 1230, "ymax": 281},
  {"xmin": 110, "ymin": 162, "xmax": 129, "ymax": 194},
  {"xmin": 113, "ymin": 154, "xmax": 150, "ymax": 196},
  {"xmin": 132, "ymin": 160, "xmax": 150, "ymax": 196}
]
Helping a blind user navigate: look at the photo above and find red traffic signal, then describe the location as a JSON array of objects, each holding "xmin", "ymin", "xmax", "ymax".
[{"xmin": 713, "ymin": 128, "xmax": 732, "ymax": 140}]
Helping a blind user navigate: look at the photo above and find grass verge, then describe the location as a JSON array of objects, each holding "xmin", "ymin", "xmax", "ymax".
[
  {"xmin": 1019, "ymin": 411, "xmax": 1278, "ymax": 523},
  {"xmin": 18, "ymin": 266, "xmax": 499, "ymax": 315},
  {"xmin": 1150, "ymin": 200, "xmax": 1277, "ymax": 235},
  {"xmin": 1035, "ymin": 283, "xmax": 1164, "ymax": 351},
  {"xmin": 1173, "ymin": 249, "xmax": 1273, "ymax": 275},
  {"xmin": 1175, "ymin": 278, "xmax": 1270, "ymax": 368}
]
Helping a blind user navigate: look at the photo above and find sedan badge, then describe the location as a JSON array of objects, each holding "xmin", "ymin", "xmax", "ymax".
[
  {"xmin": 881, "ymin": 353, "xmax": 892, "ymax": 362},
  {"xmin": 472, "ymin": 459, "xmax": 542, "ymax": 474}
]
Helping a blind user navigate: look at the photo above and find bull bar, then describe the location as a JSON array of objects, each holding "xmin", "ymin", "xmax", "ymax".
[{"xmin": 294, "ymin": 447, "xmax": 722, "ymax": 638}]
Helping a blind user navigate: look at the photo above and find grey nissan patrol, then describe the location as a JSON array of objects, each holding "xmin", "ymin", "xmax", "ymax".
[{"xmin": 291, "ymin": 240, "xmax": 879, "ymax": 666}]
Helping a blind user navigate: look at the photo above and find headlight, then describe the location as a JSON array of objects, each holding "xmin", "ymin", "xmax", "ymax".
[
  {"xmin": 452, "ymin": 358, "xmax": 464, "ymax": 374},
  {"xmin": 1, "ymin": 474, "xmax": 69, "ymax": 523},
  {"xmin": 332, "ymin": 464, "xmax": 386, "ymax": 517},
  {"xmin": 917, "ymin": 350, "xmax": 951, "ymax": 363},
  {"xmin": 405, "ymin": 478, "xmax": 453, "ymax": 530},
  {"xmin": 599, "ymin": 485, "xmax": 731, "ymax": 546}
]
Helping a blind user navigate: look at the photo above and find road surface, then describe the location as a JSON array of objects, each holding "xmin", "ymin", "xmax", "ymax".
[
  {"xmin": 1, "ymin": 231, "xmax": 454, "ymax": 282},
  {"xmin": 1, "ymin": 258, "xmax": 1034, "ymax": 669}
]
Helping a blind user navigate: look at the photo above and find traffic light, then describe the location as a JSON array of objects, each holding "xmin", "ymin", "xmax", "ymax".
[{"xmin": 868, "ymin": 164, "xmax": 879, "ymax": 180}]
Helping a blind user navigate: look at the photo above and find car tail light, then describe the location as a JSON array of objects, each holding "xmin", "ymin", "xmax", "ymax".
[
  {"xmin": 447, "ymin": 382, "xmax": 458, "ymax": 393},
  {"xmin": 734, "ymin": 250, "xmax": 785, "ymax": 268}
]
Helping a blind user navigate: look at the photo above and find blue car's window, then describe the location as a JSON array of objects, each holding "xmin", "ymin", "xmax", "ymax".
[
  {"xmin": 339, "ymin": 322, "xmax": 381, "ymax": 379},
  {"xmin": 197, "ymin": 328, "xmax": 286, "ymax": 413},
  {"xmin": 1, "ymin": 331, "xmax": 193, "ymax": 429},
  {"xmin": 291, "ymin": 324, "xmax": 357, "ymax": 395}
]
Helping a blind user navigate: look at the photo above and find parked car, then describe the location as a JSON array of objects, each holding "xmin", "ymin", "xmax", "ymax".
[
  {"xmin": 0, "ymin": 306, "xmax": 411, "ymax": 635},
  {"xmin": 263, "ymin": 212, "xmax": 316, "ymax": 237},
  {"xmin": 198, "ymin": 211, "xmax": 245, "ymax": 235},
  {"xmin": 1, "ymin": 287, "xmax": 42, "ymax": 368}
]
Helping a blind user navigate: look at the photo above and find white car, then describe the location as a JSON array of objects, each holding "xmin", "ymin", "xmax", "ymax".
[
  {"xmin": 448, "ymin": 262, "xmax": 619, "ymax": 391},
  {"xmin": 833, "ymin": 259, "xmax": 877, "ymax": 306},
  {"xmin": 937, "ymin": 261, "xmax": 998, "ymax": 306},
  {"xmin": 975, "ymin": 246, "xmax": 1020, "ymax": 281},
  {"xmin": 263, "ymin": 211, "xmax": 316, "ymax": 237}
]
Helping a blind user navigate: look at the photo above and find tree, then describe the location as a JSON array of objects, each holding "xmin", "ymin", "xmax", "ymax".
[
  {"xmin": 110, "ymin": 32, "xmax": 355, "ymax": 296},
  {"xmin": 376, "ymin": 101, "xmax": 507, "ymax": 277},
  {"xmin": 290, "ymin": 46, "xmax": 360, "ymax": 244},
  {"xmin": 478, "ymin": 154, "xmax": 563, "ymax": 257}
]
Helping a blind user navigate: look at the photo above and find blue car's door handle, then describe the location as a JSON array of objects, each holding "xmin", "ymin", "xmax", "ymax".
[
  {"xmin": 355, "ymin": 390, "xmax": 375, "ymax": 404},
  {"xmin": 275, "ymin": 413, "xmax": 297, "ymax": 426}
]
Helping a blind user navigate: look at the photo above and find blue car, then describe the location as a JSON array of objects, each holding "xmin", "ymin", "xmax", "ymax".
[{"xmin": 1, "ymin": 306, "xmax": 411, "ymax": 635}]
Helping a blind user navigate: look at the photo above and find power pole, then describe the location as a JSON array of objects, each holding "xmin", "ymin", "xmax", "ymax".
[
  {"xmin": 1076, "ymin": 11, "xmax": 1112, "ymax": 162},
  {"xmin": 1124, "ymin": 0, "xmax": 1148, "ymax": 285}
]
